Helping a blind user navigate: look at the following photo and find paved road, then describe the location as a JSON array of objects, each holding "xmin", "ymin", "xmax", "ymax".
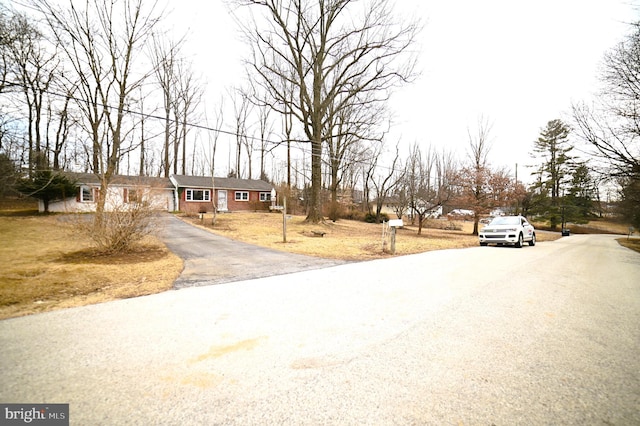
[
  {"xmin": 1, "ymin": 234, "xmax": 639, "ymax": 425},
  {"xmin": 158, "ymin": 214, "xmax": 345, "ymax": 288}
]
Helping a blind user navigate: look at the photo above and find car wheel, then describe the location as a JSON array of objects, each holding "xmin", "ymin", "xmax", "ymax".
[
  {"xmin": 480, "ymin": 242, "xmax": 488, "ymax": 246},
  {"xmin": 528, "ymin": 233, "xmax": 536, "ymax": 246},
  {"xmin": 515, "ymin": 233, "xmax": 523, "ymax": 248}
]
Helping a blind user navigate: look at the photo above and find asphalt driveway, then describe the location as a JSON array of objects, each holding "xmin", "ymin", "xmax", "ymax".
[{"xmin": 158, "ymin": 214, "xmax": 345, "ymax": 288}]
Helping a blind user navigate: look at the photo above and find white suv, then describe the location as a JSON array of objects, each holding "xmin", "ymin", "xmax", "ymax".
[{"xmin": 479, "ymin": 215, "xmax": 536, "ymax": 248}]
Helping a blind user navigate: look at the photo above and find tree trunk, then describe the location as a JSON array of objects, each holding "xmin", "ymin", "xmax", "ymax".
[
  {"xmin": 306, "ymin": 138, "xmax": 323, "ymax": 222},
  {"xmin": 181, "ymin": 116, "xmax": 187, "ymax": 175},
  {"xmin": 163, "ymin": 110, "xmax": 170, "ymax": 177}
]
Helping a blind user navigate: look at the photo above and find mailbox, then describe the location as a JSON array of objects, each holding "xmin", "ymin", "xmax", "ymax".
[{"xmin": 388, "ymin": 219, "xmax": 403, "ymax": 228}]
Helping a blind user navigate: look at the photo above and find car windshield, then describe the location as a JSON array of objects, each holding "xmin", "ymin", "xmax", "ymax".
[{"xmin": 489, "ymin": 216, "xmax": 520, "ymax": 226}]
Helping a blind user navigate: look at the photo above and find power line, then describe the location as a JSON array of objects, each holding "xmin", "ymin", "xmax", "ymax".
[{"xmin": 2, "ymin": 80, "xmax": 403, "ymax": 173}]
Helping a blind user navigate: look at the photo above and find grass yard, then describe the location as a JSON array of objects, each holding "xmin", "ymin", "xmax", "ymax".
[
  {"xmin": 618, "ymin": 237, "xmax": 640, "ymax": 253},
  {"xmin": 0, "ymin": 213, "xmax": 183, "ymax": 320},
  {"xmin": 186, "ymin": 212, "xmax": 562, "ymax": 261},
  {"xmin": 3, "ymin": 196, "xmax": 634, "ymax": 321}
]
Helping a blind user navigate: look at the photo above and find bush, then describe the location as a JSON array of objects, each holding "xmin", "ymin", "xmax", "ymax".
[
  {"xmin": 74, "ymin": 201, "xmax": 157, "ymax": 254},
  {"xmin": 342, "ymin": 209, "xmax": 367, "ymax": 221},
  {"xmin": 364, "ymin": 212, "xmax": 389, "ymax": 223},
  {"xmin": 326, "ymin": 201, "xmax": 343, "ymax": 222}
]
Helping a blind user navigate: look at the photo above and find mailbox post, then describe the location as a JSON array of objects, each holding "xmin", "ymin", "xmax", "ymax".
[{"xmin": 388, "ymin": 219, "xmax": 403, "ymax": 255}]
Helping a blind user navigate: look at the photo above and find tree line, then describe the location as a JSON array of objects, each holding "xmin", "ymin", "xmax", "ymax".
[{"xmin": 1, "ymin": 0, "xmax": 638, "ymax": 229}]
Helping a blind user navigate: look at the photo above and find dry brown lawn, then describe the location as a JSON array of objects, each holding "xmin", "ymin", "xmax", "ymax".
[
  {"xmin": 12, "ymin": 198, "xmax": 630, "ymax": 321},
  {"xmin": 561, "ymin": 220, "xmax": 634, "ymax": 235},
  {"xmin": 617, "ymin": 237, "xmax": 640, "ymax": 253},
  {"xmin": 186, "ymin": 212, "xmax": 562, "ymax": 261},
  {"xmin": 0, "ymin": 214, "xmax": 183, "ymax": 320}
]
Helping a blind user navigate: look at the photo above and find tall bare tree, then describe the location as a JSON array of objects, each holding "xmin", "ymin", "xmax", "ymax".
[
  {"xmin": 6, "ymin": 11, "xmax": 58, "ymax": 173},
  {"xmin": 454, "ymin": 117, "xmax": 494, "ymax": 235},
  {"xmin": 572, "ymin": 22, "xmax": 640, "ymax": 226},
  {"xmin": 34, "ymin": 0, "xmax": 163, "ymax": 216},
  {"xmin": 48, "ymin": 85, "xmax": 77, "ymax": 170},
  {"xmin": 150, "ymin": 34, "xmax": 181, "ymax": 178},
  {"xmin": 230, "ymin": 87, "xmax": 253, "ymax": 178},
  {"xmin": 369, "ymin": 141, "xmax": 404, "ymax": 222},
  {"xmin": 573, "ymin": 22, "xmax": 640, "ymax": 177},
  {"xmin": 405, "ymin": 144, "xmax": 456, "ymax": 235},
  {"xmin": 238, "ymin": 0, "xmax": 419, "ymax": 222},
  {"xmin": 174, "ymin": 59, "xmax": 202, "ymax": 175},
  {"xmin": 254, "ymin": 98, "xmax": 273, "ymax": 181},
  {"xmin": 325, "ymin": 95, "xmax": 386, "ymax": 218}
]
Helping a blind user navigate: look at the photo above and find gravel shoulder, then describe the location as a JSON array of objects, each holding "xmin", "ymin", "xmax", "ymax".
[{"xmin": 0, "ymin": 234, "xmax": 639, "ymax": 424}]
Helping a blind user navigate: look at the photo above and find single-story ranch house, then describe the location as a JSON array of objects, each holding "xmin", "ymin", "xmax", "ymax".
[
  {"xmin": 42, "ymin": 173, "xmax": 175, "ymax": 213},
  {"xmin": 170, "ymin": 175, "xmax": 274, "ymax": 213},
  {"xmin": 39, "ymin": 172, "xmax": 275, "ymax": 214}
]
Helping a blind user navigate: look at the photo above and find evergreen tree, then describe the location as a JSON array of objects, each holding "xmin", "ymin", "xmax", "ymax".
[
  {"xmin": 565, "ymin": 163, "xmax": 596, "ymax": 222},
  {"xmin": 16, "ymin": 170, "xmax": 77, "ymax": 212},
  {"xmin": 617, "ymin": 169, "xmax": 640, "ymax": 228},
  {"xmin": 530, "ymin": 119, "xmax": 574, "ymax": 229},
  {"xmin": 0, "ymin": 154, "xmax": 18, "ymax": 197}
]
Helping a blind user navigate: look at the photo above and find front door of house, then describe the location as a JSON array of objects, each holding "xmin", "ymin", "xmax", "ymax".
[{"xmin": 217, "ymin": 190, "xmax": 227, "ymax": 211}]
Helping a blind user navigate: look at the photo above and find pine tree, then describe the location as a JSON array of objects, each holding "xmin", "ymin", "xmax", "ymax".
[
  {"xmin": 566, "ymin": 163, "xmax": 596, "ymax": 222},
  {"xmin": 16, "ymin": 170, "xmax": 77, "ymax": 213},
  {"xmin": 531, "ymin": 119, "xmax": 574, "ymax": 229}
]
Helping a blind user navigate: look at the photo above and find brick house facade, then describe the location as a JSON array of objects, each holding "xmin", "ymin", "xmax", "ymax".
[{"xmin": 170, "ymin": 175, "xmax": 275, "ymax": 214}]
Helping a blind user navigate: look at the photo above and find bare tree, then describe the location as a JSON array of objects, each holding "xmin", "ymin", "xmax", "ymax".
[
  {"xmin": 454, "ymin": 117, "xmax": 494, "ymax": 235},
  {"xmin": 175, "ymin": 59, "xmax": 202, "ymax": 175},
  {"xmin": 572, "ymin": 22, "xmax": 640, "ymax": 179},
  {"xmin": 34, "ymin": 0, "xmax": 163, "ymax": 221},
  {"xmin": 0, "ymin": 4, "xmax": 23, "ymax": 95},
  {"xmin": 405, "ymin": 144, "xmax": 455, "ymax": 235},
  {"xmin": 201, "ymin": 100, "xmax": 224, "ymax": 224},
  {"xmin": 230, "ymin": 87, "xmax": 253, "ymax": 178},
  {"xmin": 149, "ymin": 34, "xmax": 182, "ymax": 177},
  {"xmin": 325, "ymin": 95, "xmax": 387, "ymax": 218},
  {"xmin": 6, "ymin": 11, "xmax": 59, "ymax": 173},
  {"xmin": 48, "ymin": 85, "xmax": 77, "ymax": 170},
  {"xmin": 238, "ymin": 0, "xmax": 419, "ymax": 222},
  {"xmin": 255, "ymin": 98, "xmax": 273, "ymax": 181},
  {"xmin": 369, "ymin": 141, "xmax": 404, "ymax": 222}
]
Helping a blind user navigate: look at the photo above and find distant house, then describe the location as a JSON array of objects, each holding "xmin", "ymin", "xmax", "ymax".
[
  {"xmin": 447, "ymin": 208, "xmax": 474, "ymax": 220},
  {"xmin": 169, "ymin": 175, "xmax": 275, "ymax": 213},
  {"xmin": 40, "ymin": 172, "xmax": 175, "ymax": 213}
]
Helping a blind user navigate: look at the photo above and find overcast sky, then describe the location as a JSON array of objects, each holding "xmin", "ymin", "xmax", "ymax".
[{"xmin": 170, "ymin": 0, "xmax": 636, "ymax": 181}]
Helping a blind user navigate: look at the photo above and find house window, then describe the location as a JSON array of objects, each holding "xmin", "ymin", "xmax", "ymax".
[
  {"xmin": 259, "ymin": 192, "xmax": 271, "ymax": 202},
  {"xmin": 185, "ymin": 189, "xmax": 210, "ymax": 202},
  {"xmin": 235, "ymin": 191, "xmax": 249, "ymax": 201},
  {"xmin": 125, "ymin": 188, "xmax": 142, "ymax": 204},
  {"xmin": 80, "ymin": 186, "xmax": 95, "ymax": 202}
]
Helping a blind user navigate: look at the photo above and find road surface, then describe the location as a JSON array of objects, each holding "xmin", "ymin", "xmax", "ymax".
[{"xmin": 1, "ymin": 234, "xmax": 639, "ymax": 424}]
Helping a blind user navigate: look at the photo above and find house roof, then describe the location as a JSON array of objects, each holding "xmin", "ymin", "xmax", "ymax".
[
  {"xmin": 62, "ymin": 172, "xmax": 173, "ymax": 189},
  {"xmin": 57, "ymin": 172, "xmax": 273, "ymax": 192},
  {"xmin": 170, "ymin": 175, "xmax": 273, "ymax": 191}
]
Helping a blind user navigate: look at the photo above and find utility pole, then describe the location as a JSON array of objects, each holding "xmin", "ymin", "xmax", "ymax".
[{"xmin": 515, "ymin": 163, "xmax": 519, "ymax": 215}]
